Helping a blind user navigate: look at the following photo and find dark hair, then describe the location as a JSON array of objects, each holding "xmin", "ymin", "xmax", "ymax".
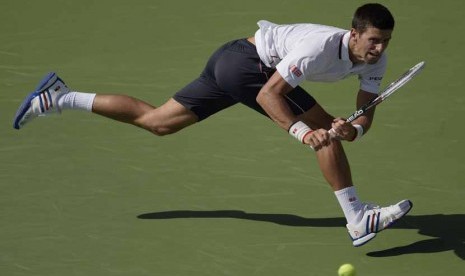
[{"xmin": 352, "ymin": 3, "xmax": 395, "ymax": 32}]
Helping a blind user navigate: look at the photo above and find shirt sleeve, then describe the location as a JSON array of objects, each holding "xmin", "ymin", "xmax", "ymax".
[
  {"xmin": 275, "ymin": 42, "xmax": 316, "ymax": 88},
  {"xmin": 358, "ymin": 54, "xmax": 388, "ymax": 94}
]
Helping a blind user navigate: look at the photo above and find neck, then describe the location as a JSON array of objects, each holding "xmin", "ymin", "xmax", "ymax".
[{"xmin": 348, "ymin": 39, "xmax": 361, "ymax": 64}]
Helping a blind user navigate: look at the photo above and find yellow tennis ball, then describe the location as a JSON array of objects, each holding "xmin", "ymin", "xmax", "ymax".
[{"xmin": 338, "ymin": 263, "xmax": 356, "ymax": 276}]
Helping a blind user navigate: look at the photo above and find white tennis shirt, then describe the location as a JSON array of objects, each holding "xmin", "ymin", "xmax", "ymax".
[{"xmin": 254, "ymin": 20, "xmax": 387, "ymax": 94}]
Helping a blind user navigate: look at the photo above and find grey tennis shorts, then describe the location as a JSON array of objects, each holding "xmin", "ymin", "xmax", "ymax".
[{"xmin": 173, "ymin": 38, "xmax": 316, "ymax": 121}]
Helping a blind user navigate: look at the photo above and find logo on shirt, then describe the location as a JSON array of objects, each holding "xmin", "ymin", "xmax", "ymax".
[{"xmin": 290, "ymin": 65, "xmax": 303, "ymax": 78}]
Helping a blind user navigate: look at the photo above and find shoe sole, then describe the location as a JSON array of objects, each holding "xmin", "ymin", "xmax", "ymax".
[
  {"xmin": 13, "ymin": 72, "xmax": 57, "ymax": 129},
  {"xmin": 352, "ymin": 232, "xmax": 376, "ymax": 247},
  {"xmin": 352, "ymin": 200, "xmax": 413, "ymax": 247}
]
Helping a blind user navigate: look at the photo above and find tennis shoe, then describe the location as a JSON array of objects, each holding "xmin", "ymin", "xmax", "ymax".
[
  {"xmin": 346, "ymin": 199, "xmax": 412, "ymax": 247},
  {"xmin": 13, "ymin": 72, "xmax": 69, "ymax": 129}
]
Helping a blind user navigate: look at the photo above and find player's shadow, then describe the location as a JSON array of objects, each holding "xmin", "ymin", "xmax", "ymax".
[{"xmin": 137, "ymin": 211, "xmax": 465, "ymax": 260}]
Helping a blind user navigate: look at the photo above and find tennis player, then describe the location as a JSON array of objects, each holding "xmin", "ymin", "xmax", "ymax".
[{"xmin": 13, "ymin": 3, "xmax": 412, "ymax": 246}]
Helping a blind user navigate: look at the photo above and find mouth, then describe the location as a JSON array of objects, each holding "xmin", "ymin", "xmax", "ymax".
[{"xmin": 366, "ymin": 53, "xmax": 381, "ymax": 63}]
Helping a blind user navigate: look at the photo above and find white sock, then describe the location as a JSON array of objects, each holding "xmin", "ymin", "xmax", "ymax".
[
  {"xmin": 334, "ymin": 186, "xmax": 363, "ymax": 225},
  {"xmin": 58, "ymin": 92, "xmax": 96, "ymax": 111}
]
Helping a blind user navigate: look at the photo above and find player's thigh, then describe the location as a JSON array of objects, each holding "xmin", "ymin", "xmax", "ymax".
[
  {"xmin": 297, "ymin": 103, "xmax": 334, "ymax": 130},
  {"xmin": 173, "ymin": 77, "xmax": 238, "ymax": 121},
  {"xmin": 281, "ymin": 86, "xmax": 334, "ymax": 130}
]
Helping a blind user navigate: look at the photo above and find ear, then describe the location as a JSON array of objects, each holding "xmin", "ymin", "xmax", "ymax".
[{"xmin": 350, "ymin": 28, "xmax": 359, "ymax": 42}]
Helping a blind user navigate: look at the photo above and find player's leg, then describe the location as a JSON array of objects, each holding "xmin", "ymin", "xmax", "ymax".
[
  {"xmin": 297, "ymin": 104, "xmax": 412, "ymax": 246},
  {"xmin": 13, "ymin": 39, "xmax": 243, "ymax": 132},
  {"xmin": 91, "ymin": 40, "xmax": 249, "ymax": 134},
  {"xmin": 92, "ymin": 95, "xmax": 198, "ymax": 136},
  {"xmin": 12, "ymin": 72, "xmax": 199, "ymax": 134},
  {"xmin": 292, "ymin": 103, "xmax": 363, "ymax": 228},
  {"xmin": 295, "ymin": 104, "xmax": 353, "ymax": 191}
]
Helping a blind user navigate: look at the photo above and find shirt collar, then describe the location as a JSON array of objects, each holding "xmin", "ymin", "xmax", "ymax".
[{"xmin": 338, "ymin": 31, "xmax": 351, "ymax": 61}]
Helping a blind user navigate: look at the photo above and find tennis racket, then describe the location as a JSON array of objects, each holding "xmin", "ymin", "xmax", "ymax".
[{"xmin": 329, "ymin": 61, "xmax": 425, "ymax": 137}]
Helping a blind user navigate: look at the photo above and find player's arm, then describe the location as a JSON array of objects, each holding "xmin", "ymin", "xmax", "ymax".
[
  {"xmin": 256, "ymin": 71, "xmax": 297, "ymax": 130},
  {"xmin": 352, "ymin": 89, "xmax": 378, "ymax": 133},
  {"xmin": 256, "ymin": 71, "xmax": 331, "ymax": 148},
  {"xmin": 332, "ymin": 89, "xmax": 378, "ymax": 141}
]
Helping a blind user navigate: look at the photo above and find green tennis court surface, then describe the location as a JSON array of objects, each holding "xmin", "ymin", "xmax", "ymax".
[{"xmin": 1, "ymin": 0, "xmax": 464, "ymax": 275}]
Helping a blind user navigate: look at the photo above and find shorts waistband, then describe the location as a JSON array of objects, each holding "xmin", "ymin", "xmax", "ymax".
[{"xmin": 225, "ymin": 38, "xmax": 258, "ymax": 55}]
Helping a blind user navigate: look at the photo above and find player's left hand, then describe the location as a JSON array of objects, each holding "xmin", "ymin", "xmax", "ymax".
[
  {"xmin": 331, "ymin": 118, "xmax": 356, "ymax": 141},
  {"xmin": 303, "ymin": 128, "xmax": 331, "ymax": 151}
]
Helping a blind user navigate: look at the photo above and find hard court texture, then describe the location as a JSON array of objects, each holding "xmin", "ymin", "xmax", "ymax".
[{"xmin": 1, "ymin": 0, "xmax": 464, "ymax": 275}]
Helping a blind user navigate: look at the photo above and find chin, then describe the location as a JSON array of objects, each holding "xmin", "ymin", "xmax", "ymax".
[{"xmin": 366, "ymin": 58, "xmax": 380, "ymax": 64}]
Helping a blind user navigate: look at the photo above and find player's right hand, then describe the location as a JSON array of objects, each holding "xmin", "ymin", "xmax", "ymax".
[{"xmin": 331, "ymin": 117, "xmax": 358, "ymax": 141}]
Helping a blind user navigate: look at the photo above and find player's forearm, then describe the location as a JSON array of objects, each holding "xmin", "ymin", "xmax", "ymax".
[
  {"xmin": 353, "ymin": 90, "xmax": 377, "ymax": 134},
  {"xmin": 352, "ymin": 112, "xmax": 373, "ymax": 134},
  {"xmin": 257, "ymin": 71, "xmax": 297, "ymax": 131},
  {"xmin": 257, "ymin": 89, "xmax": 296, "ymax": 130}
]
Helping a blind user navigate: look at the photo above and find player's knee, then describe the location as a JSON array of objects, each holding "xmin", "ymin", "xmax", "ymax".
[
  {"xmin": 138, "ymin": 117, "xmax": 179, "ymax": 136},
  {"xmin": 149, "ymin": 125, "xmax": 178, "ymax": 136},
  {"xmin": 148, "ymin": 126, "xmax": 179, "ymax": 136}
]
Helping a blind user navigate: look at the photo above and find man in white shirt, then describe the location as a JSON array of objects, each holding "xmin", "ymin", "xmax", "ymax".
[{"xmin": 14, "ymin": 3, "xmax": 412, "ymax": 246}]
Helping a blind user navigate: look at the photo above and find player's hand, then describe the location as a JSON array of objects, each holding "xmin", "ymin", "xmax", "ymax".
[
  {"xmin": 303, "ymin": 128, "xmax": 331, "ymax": 150},
  {"xmin": 331, "ymin": 118, "xmax": 356, "ymax": 141}
]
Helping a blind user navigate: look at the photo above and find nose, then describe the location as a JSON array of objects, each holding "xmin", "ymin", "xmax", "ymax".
[
  {"xmin": 370, "ymin": 43, "xmax": 381, "ymax": 54},
  {"xmin": 375, "ymin": 42, "xmax": 388, "ymax": 53}
]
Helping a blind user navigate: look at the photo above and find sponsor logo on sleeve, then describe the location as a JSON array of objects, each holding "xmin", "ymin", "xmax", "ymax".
[{"xmin": 290, "ymin": 65, "xmax": 303, "ymax": 78}]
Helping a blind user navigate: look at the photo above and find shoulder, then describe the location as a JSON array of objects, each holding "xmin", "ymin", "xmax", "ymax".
[
  {"xmin": 297, "ymin": 25, "xmax": 346, "ymax": 52},
  {"xmin": 288, "ymin": 31, "xmax": 345, "ymax": 66}
]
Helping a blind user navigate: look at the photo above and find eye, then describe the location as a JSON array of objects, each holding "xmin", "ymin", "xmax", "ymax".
[{"xmin": 369, "ymin": 37, "xmax": 390, "ymax": 45}]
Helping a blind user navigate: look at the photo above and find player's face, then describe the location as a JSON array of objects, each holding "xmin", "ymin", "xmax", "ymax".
[{"xmin": 350, "ymin": 27, "xmax": 392, "ymax": 64}]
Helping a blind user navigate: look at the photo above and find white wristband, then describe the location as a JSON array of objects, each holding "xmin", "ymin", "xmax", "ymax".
[
  {"xmin": 352, "ymin": 124, "xmax": 364, "ymax": 141},
  {"xmin": 288, "ymin": 121, "xmax": 313, "ymax": 143}
]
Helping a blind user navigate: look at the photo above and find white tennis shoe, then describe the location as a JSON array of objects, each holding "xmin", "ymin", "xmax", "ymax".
[
  {"xmin": 347, "ymin": 199, "xmax": 412, "ymax": 247},
  {"xmin": 13, "ymin": 72, "xmax": 69, "ymax": 129}
]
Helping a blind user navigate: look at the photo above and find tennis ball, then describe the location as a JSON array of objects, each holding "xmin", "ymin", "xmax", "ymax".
[{"xmin": 338, "ymin": 263, "xmax": 356, "ymax": 276}]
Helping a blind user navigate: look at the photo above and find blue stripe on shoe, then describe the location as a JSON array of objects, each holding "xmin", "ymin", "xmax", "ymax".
[
  {"xmin": 13, "ymin": 72, "xmax": 57, "ymax": 129},
  {"xmin": 39, "ymin": 93, "xmax": 45, "ymax": 112},
  {"xmin": 34, "ymin": 72, "xmax": 56, "ymax": 91},
  {"xmin": 45, "ymin": 90, "xmax": 53, "ymax": 109},
  {"xmin": 375, "ymin": 211, "xmax": 381, "ymax": 232}
]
